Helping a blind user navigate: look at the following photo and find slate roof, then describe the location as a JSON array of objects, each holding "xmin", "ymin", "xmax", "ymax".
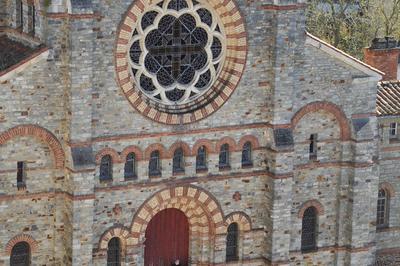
[
  {"xmin": 0, "ymin": 35, "xmax": 42, "ymax": 73},
  {"xmin": 377, "ymin": 81, "xmax": 400, "ymax": 116}
]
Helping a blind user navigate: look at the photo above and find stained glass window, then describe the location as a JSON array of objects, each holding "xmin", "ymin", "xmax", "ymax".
[
  {"xmin": 196, "ymin": 146, "xmax": 207, "ymax": 170},
  {"xmin": 10, "ymin": 241, "xmax": 30, "ymax": 266},
  {"xmin": 129, "ymin": 0, "xmax": 224, "ymax": 105},
  {"xmin": 173, "ymin": 148, "xmax": 184, "ymax": 173},
  {"xmin": 226, "ymin": 223, "xmax": 238, "ymax": 262},
  {"xmin": 124, "ymin": 153, "xmax": 137, "ymax": 180},
  {"xmin": 100, "ymin": 155, "xmax": 113, "ymax": 180},
  {"xmin": 219, "ymin": 144, "xmax": 229, "ymax": 168},
  {"xmin": 241, "ymin": 142, "xmax": 252, "ymax": 166},
  {"xmin": 149, "ymin": 150, "xmax": 161, "ymax": 176},
  {"xmin": 377, "ymin": 189, "xmax": 389, "ymax": 228},
  {"xmin": 107, "ymin": 237, "xmax": 121, "ymax": 266},
  {"xmin": 301, "ymin": 207, "xmax": 317, "ymax": 252}
]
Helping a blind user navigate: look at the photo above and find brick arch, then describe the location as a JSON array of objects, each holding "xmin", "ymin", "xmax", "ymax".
[
  {"xmin": 238, "ymin": 135, "xmax": 260, "ymax": 150},
  {"xmin": 121, "ymin": 145, "xmax": 143, "ymax": 161},
  {"xmin": 167, "ymin": 141, "xmax": 191, "ymax": 158},
  {"xmin": 215, "ymin": 137, "xmax": 236, "ymax": 152},
  {"xmin": 0, "ymin": 125, "xmax": 65, "ymax": 168},
  {"xmin": 291, "ymin": 101, "xmax": 351, "ymax": 141},
  {"xmin": 5, "ymin": 234, "xmax": 38, "ymax": 255},
  {"xmin": 225, "ymin": 211, "xmax": 252, "ymax": 232},
  {"xmin": 298, "ymin": 199, "xmax": 325, "ymax": 219},
  {"xmin": 144, "ymin": 143, "xmax": 167, "ymax": 160},
  {"xmin": 98, "ymin": 226, "xmax": 135, "ymax": 251},
  {"xmin": 191, "ymin": 139, "xmax": 214, "ymax": 156},
  {"xmin": 130, "ymin": 185, "xmax": 225, "ymax": 245},
  {"xmin": 380, "ymin": 182, "xmax": 395, "ymax": 198},
  {"xmin": 95, "ymin": 147, "xmax": 120, "ymax": 164}
]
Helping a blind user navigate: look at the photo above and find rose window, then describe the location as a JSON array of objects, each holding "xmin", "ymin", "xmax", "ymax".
[{"xmin": 128, "ymin": 0, "xmax": 224, "ymax": 105}]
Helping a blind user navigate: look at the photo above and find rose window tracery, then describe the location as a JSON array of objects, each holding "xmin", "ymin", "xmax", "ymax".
[{"xmin": 128, "ymin": 0, "xmax": 224, "ymax": 105}]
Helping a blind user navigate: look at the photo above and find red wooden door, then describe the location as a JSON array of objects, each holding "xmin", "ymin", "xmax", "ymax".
[{"xmin": 144, "ymin": 208, "xmax": 189, "ymax": 266}]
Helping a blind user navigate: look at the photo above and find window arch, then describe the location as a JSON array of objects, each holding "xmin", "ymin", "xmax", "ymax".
[
  {"xmin": 100, "ymin": 155, "xmax": 113, "ymax": 180},
  {"xmin": 149, "ymin": 150, "xmax": 161, "ymax": 176},
  {"xmin": 173, "ymin": 148, "xmax": 185, "ymax": 174},
  {"xmin": 377, "ymin": 188, "xmax": 390, "ymax": 228},
  {"xmin": 241, "ymin": 141, "xmax": 252, "ymax": 167},
  {"xmin": 107, "ymin": 237, "xmax": 121, "ymax": 266},
  {"xmin": 301, "ymin": 206, "xmax": 317, "ymax": 252},
  {"xmin": 226, "ymin": 223, "xmax": 239, "ymax": 262},
  {"xmin": 196, "ymin": 145, "xmax": 207, "ymax": 171},
  {"xmin": 10, "ymin": 241, "xmax": 30, "ymax": 266},
  {"xmin": 219, "ymin": 143, "xmax": 230, "ymax": 168},
  {"xmin": 124, "ymin": 152, "xmax": 137, "ymax": 180}
]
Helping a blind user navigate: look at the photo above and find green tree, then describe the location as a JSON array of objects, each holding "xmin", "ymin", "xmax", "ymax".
[{"xmin": 306, "ymin": 0, "xmax": 400, "ymax": 59}]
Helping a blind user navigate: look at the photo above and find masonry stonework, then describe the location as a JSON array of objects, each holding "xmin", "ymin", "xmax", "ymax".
[{"xmin": 0, "ymin": 0, "xmax": 394, "ymax": 265}]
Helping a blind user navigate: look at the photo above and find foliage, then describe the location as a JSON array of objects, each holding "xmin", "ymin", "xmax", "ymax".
[{"xmin": 306, "ymin": 0, "xmax": 400, "ymax": 59}]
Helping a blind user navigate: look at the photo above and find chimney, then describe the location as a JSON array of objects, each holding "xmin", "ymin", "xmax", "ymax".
[{"xmin": 364, "ymin": 37, "xmax": 400, "ymax": 81}]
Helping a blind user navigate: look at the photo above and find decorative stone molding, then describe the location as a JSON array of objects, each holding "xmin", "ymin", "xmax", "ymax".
[
  {"xmin": 95, "ymin": 147, "xmax": 120, "ymax": 164},
  {"xmin": 0, "ymin": 124, "xmax": 65, "ymax": 168},
  {"xmin": 191, "ymin": 138, "xmax": 215, "ymax": 156},
  {"xmin": 144, "ymin": 143, "xmax": 167, "ymax": 160},
  {"xmin": 380, "ymin": 182, "xmax": 396, "ymax": 198},
  {"xmin": 167, "ymin": 141, "xmax": 191, "ymax": 159},
  {"xmin": 121, "ymin": 145, "xmax": 144, "ymax": 161},
  {"xmin": 298, "ymin": 199, "xmax": 325, "ymax": 218},
  {"xmin": 238, "ymin": 135, "xmax": 260, "ymax": 150},
  {"xmin": 98, "ymin": 226, "xmax": 135, "ymax": 251},
  {"xmin": 291, "ymin": 101, "xmax": 351, "ymax": 141},
  {"xmin": 130, "ymin": 185, "xmax": 225, "ymax": 245},
  {"xmin": 215, "ymin": 136, "xmax": 236, "ymax": 152},
  {"xmin": 224, "ymin": 211, "xmax": 251, "ymax": 232},
  {"xmin": 5, "ymin": 234, "xmax": 38, "ymax": 255}
]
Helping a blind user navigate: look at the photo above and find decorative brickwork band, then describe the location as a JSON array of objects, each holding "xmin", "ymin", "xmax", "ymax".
[
  {"xmin": 167, "ymin": 141, "xmax": 191, "ymax": 159},
  {"xmin": 5, "ymin": 234, "xmax": 38, "ymax": 255},
  {"xmin": 298, "ymin": 199, "xmax": 325, "ymax": 218},
  {"xmin": 0, "ymin": 125, "xmax": 65, "ymax": 168},
  {"xmin": 238, "ymin": 135, "xmax": 260, "ymax": 150},
  {"xmin": 291, "ymin": 101, "xmax": 351, "ymax": 141},
  {"xmin": 380, "ymin": 182, "xmax": 396, "ymax": 197},
  {"xmin": 98, "ymin": 226, "xmax": 135, "ymax": 251},
  {"xmin": 130, "ymin": 185, "xmax": 225, "ymax": 245},
  {"xmin": 121, "ymin": 145, "xmax": 144, "ymax": 161},
  {"xmin": 114, "ymin": 0, "xmax": 247, "ymax": 124},
  {"xmin": 225, "ymin": 211, "xmax": 252, "ymax": 232},
  {"xmin": 144, "ymin": 143, "xmax": 167, "ymax": 160},
  {"xmin": 191, "ymin": 139, "xmax": 215, "ymax": 156},
  {"xmin": 215, "ymin": 137, "xmax": 237, "ymax": 152}
]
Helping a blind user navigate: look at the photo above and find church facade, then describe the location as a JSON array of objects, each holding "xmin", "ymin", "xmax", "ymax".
[{"xmin": 0, "ymin": 0, "xmax": 399, "ymax": 265}]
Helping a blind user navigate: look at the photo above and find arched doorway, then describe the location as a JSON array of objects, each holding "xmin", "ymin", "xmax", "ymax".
[{"xmin": 144, "ymin": 208, "xmax": 189, "ymax": 266}]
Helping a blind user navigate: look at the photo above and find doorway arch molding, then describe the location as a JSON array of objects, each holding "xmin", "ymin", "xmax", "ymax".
[{"xmin": 130, "ymin": 185, "xmax": 226, "ymax": 245}]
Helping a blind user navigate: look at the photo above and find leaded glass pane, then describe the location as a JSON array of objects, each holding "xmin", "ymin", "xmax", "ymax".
[
  {"xmin": 10, "ymin": 242, "xmax": 30, "ymax": 266},
  {"xmin": 219, "ymin": 144, "xmax": 229, "ymax": 168},
  {"xmin": 226, "ymin": 223, "xmax": 238, "ymax": 262},
  {"xmin": 301, "ymin": 207, "xmax": 317, "ymax": 252},
  {"xmin": 196, "ymin": 146, "xmax": 207, "ymax": 170},
  {"xmin": 100, "ymin": 155, "xmax": 112, "ymax": 180},
  {"xmin": 124, "ymin": 153, "xmax": 137, "ymax": 179},
  {"xmin": 241, "ymin": 142, "xmax": 252, "ymax": 166},
  {"xmin": 377, "ymin": 189, "xmax": 389, "ymax": 227},
  {"xmin": 149, "ymin": 150, "xmax": 161, "ymax": 176},
  {"xmin": 173, "ymin": 148, "xmax": 184, "ymax": 173},
  {"xmin": 107, "ymin": 238, "xmax": 121, "ymax": 266},
  {"xmin": 129, "ymin": 0, "xmax": 225, "ymax": 105}
]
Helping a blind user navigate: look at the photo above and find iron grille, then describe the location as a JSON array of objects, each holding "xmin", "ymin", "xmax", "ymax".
[
  {"xmin": 10, "ymin": 242, "xmax": 30, "ymax": 266},
  {"xmin": 149, "ymin": 150, "xmax": 161, "ymax": 176},
  {"xmin": 377, "ymin": 189, "xmax": 388, "ymax": 228},
  {"xmin": 301, "ymin": 207, "xmax": 317, "ymax": 252},
  {"xmin": 241, "ymin": 142, "xmax": 252, "ymax": 166},
  {"xmin": 226, "ymin": 223, "xmax": 238, "ymax": 262},
  {"xmin": 219, "ymin": 144, "xmax": 229, "ymax": 168},
  {"xmin": 196, "ymin": 146, "xmax": 207, "ymax": 170},
  {"xmin": 173, "ymin": 148, "xmax": 185, "ymax": 173},
  {"xmin": 100, "ymin": 155, "xmax": 113, "ymax": 180},
  {"xmin": 124, "ymin": 153, "xmax": 137, "ymax": 180},
  {"xmin": 107, "ymin": 238, "xmax": 121, "ymax": 266}
]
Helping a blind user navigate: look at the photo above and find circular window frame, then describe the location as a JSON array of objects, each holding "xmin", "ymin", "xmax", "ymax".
[{"xmin": 115, "ymin": 0, "xmax": 247, "ymax": 124}]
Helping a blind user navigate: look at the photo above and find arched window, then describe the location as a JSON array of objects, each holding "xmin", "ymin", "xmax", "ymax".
[
  {"xmin": 100, "ymin": 155, "xmax": 112, "ymax": 180},
  {"xmin": 301, "ymin": 207, "xmax": 317, "ymax": 252},
  {"xmin": 16, "ymin": 0, "xmax": 23, "ymax": 28},
  {"xmin": 219, "ymin": 144, "xmax": 230, "ymax": 168},
  {"xmin": 377, "ymin": 189, "xmax": 389, "ymax": 228},
  {"xmin": 107, "ymin": 237, "xmax": 121, "ymax": 266},
  {"xmin": 10, "ymin": 241, "xmax": 30, "ymax": 266},
  {"xmin": 149, "ymin": 150, "xmax": 161, "ymax": 176},
  {"xmin": 124, "ymin": 153, "xmax": 137, "ymax": 180},
  {"xmin": 241, "ymin": 141, "xmax": 252, "ymax": 167},
  {"xmin": 196, "ymin": 146, "xmax": 207, "ymax": 171},
  {"xmin": 226, "ymin": 223, "xmax": 239, "ymax": 262},
  {"xmin": 173, "ymin": 148, "xmax": 184, "ymax": 174}
]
